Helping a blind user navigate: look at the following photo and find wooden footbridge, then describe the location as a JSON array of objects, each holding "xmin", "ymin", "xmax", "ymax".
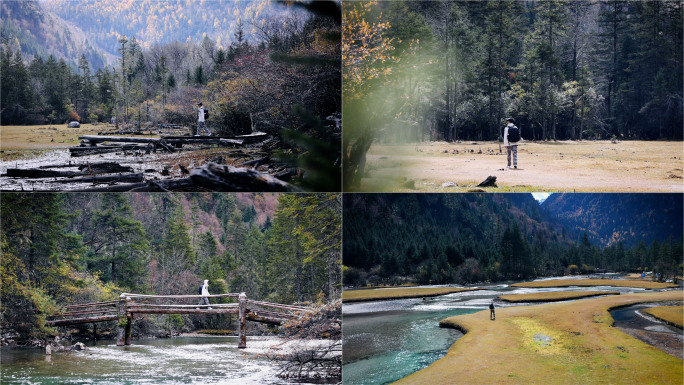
[{"xmin": 47, "ymin": 292, "xmax": 313, "ymax": 348}]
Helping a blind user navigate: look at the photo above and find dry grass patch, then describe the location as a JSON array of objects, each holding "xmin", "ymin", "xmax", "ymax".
[
  {"xmin": 642, "ymin": 306, "xmax": 683, "ymax": 329},
  {"xmin": 358, "ymin": 140, "xmax": 684, "ymax": 192},
  {"xmin": 342, "ymin": 287, "xmax": 480, "ymax": 303},
  {"xmin": 511, "ymin": 279, "xmax": 678, "ymax": 290},
  {"xmin": 394, "ymin": 291, "xmax": 683, "ymax": 385},
  {"xmin": 499, "ymin": 291, "xmax": 620, "ymax": 303},
  {"xmin": 0, "ymin": 124, "xmax": 120, "ymax": 150}
]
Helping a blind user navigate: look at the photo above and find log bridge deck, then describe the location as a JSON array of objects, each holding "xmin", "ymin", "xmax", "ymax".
[{"xmin": 46, "ymin": 292, "xmax": 313, "ymax": 348}]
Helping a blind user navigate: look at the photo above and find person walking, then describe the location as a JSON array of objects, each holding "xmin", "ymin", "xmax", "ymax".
[
  {"xmin": 195, "ymin": 102, "xmax": 210, "ymax": 136},
  {"xmin": 489, "ymin": 302, "xmax": 496, "ymax": 320},
  {"xmin": 503, "ymin": 117, "xmax": 520, "ymax": 169},
  {"xmin": 198, "ymin": 279, "xmax": 211, "ymax": 308}
]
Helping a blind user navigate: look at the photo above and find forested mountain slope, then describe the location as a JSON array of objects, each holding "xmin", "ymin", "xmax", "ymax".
[
  {"xmin": 1, "ymin": 193, "xmax": 341, "ymax": 338},
  {"xmin": 541, "ymin": 193, "xmax": 683, "ymax": 247},
  {"xmin": 343, "ymin": 193, "xmax": 682, "ymax": 286},
  {"xmin": 0, "ymin": 0, "xmax": 110, "ymax": 69},
  {"xmin": 42, "ymin": 0, "xmax": 275, "ymax": 56}
]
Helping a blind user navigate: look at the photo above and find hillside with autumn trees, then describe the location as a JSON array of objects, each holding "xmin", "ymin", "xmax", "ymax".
[
  {"xmin": 1, "ymin": 0, "xmax": 341, "ymax": 190},
  {"xmin": 1, "ymin": 193, "xmax": 341, "ymax": 339}
]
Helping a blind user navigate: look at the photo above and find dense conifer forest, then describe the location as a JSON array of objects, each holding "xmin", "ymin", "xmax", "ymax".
[
  {"xmin": 343, "ymin": 1, "xmax": 683, "ymax": 187},
  {"xmin": 343, "ymin": 193, "xmax": 682, "ymax": 286},
  {"xmin": 1, "ymin": 193, "xmax": 341, "ymax": 338}
]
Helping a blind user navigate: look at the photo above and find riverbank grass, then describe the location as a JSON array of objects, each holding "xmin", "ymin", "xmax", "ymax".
[
  {"xmin": 642, "ymin": 306, "xmax": 683, "ymax": 329},
  {"xmin": 511, "ymin": 279, "xmax": 678, "ymax": 290},
  {"xmin": 394, "ymin": 291, "xmax": 683, "ymax": 385},
  {"xmin": 498, "ymin": 291, "xmax": 620, "ymax": 303},
  {"xmin": 342, "ymin": 287, "xmax": 480, "ymax": 302}
]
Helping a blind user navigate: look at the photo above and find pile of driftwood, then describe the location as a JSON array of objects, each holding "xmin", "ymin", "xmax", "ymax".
[
  {"xmin": 74, "ymin": 163, "xmax": 300, "ymax": 192},
  {"xmin": 4, "ymin": 162, "xmax": 144, "ymax": 186},
  {"xmin": 2, "ymin": 162, "xmax": 299, "ymax": 192}
]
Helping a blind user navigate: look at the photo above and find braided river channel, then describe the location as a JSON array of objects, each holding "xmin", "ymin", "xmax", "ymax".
[{"xmin": 342, "ymin": 279, "xmax": 671, "ymax": 385}]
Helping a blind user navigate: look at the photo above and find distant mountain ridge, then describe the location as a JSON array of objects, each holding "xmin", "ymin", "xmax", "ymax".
[
  {"xmin": 343, "ymin": 193, "xmax": 682, "ymax": 274},
  {"xmin": 2, "ymin": 0, "xmax": 294, "ymax": 70},
  {"xmin": 1, "ymin": 0, "xmax": 111, "ymax": 69},
  {"xmin": 540, "ymin": 193, "xmax": 683, "ymax": 247}
]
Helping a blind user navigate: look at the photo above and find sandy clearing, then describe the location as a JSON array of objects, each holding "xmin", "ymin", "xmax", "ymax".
[{"xmin": 356, "ymin": 140, "xmax": 684, "ymax": 192}]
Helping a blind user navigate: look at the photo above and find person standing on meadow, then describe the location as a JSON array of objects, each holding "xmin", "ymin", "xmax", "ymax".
[
  {"xmin": 195, "ymin": 102, "xmax": 210, "ymax": 136},
  {"xmin": 503, "ymin": 117, "xmax": 520, "ymax": 169},
  {"xmin": 489, "ymin": 302, "xmax": 496, "ymax": 320}
]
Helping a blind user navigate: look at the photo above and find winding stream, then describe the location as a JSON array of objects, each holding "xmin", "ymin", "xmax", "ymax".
[
  {"xmin": 342, "ymin": 280, "xmax": 664, "ymax": 385},
  {"xmin": 1, "ymin": 336, "xmax": 310, "ymax": 385}
]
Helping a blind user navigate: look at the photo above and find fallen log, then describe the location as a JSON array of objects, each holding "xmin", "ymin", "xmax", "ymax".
[
  {"xmin": 156, "ymin": 139, "xmax": 176, "ymax": 153},
  {"xmin": 77, "ymin": 162, "xmax": 133, "ymax": 174},
  {"xmin": 275, "ymin": 168, "xmax": 298, "ymax": 181},
  {"xmin": 79, "ymin": 135, "xmax": 160, "ymax": 144},
  {"xmin": 70, "ymin": 145, "xmax": 145, "ymax": 157},
  {"xmin": 55, "ymin": 173, "xmax": 144, "ymax": 184},
  {"xmin": 246, "ymin": 313, "xmax": 286, "ymax": 325},
  {"xmin": 189, "ymin": 163, "xmax": 299, "ymax": 192},
  {"xmin": 475, "ymin": 175, "xmax": 497, "ymax": 187},
  {"xmin": 241, "ymin": 157, "xmax": 270, "ymax": 167},
  {"xmin": 72, "ymin": 178, "xmax": 197, "ymax": 192},
  {"xmin": 5, "ymin": 169, "xmax": 81, "ymax": 178}
]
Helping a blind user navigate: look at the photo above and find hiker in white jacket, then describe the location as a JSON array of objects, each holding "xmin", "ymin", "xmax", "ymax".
[{"xmin": 198, "ymin": 280, "xmax": 211, "ymax": 307}]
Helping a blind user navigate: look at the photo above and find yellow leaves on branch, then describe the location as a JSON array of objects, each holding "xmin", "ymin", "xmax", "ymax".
[{"xmin": 342, "ymin": 1, "xmax": 396, "ymax": 99}]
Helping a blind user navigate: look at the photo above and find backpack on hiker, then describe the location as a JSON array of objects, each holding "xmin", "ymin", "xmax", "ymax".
[
  {"xmin": 204, "ymin": 108, "xmax": 209, "ymax": 120},
  {"xmin": 507, "ymin": 125, "xmax": 520, "ymax": 143}
]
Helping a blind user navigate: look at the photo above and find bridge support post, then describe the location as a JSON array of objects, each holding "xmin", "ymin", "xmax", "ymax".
[
  {"xmin": 124, "ymin": 313, "xmax": 132, "ymax": 345},
  {"xmin": 116, "ymin": 294, "xmax": 128, "ymax": 346},
  {"xmin": 238, "ymin": 292, "xmax": 247, "ymax": 348}
]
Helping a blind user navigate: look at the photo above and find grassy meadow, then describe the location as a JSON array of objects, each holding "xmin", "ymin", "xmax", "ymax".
[
  {"xmin": 0, "ymin": 124, "xmax": 158, "ymax": 161},
  {"xmin": 357, "ymin": 140, "xmax": 684, "ymax": 192},
  {"xmin": 394, "ymin": 290, "xmax": 683, "ymax": 385},
  {"xmin": 498, "ymin": 291, "xmax": 620, "ymax": 303},
  {"xmin": 342, "ymin": 287, "xmax": 480, "ymax": 302},
  {"xmin": 511, "ymin": 279, "xmax": 679, "ymax": 290},
  {"xmin": 642, "ymin": 306, "xmax": 683, "ymax": 329}
]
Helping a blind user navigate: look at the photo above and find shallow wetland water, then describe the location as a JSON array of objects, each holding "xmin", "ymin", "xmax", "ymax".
[{"xmin": 343, "ymin": 280, "xmax": 678, "ymax": 385}]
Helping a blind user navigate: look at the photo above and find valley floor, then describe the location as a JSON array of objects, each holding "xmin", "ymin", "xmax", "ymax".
[{"xmin": 357, "ymin": 140, "xmax": 684, "ymax": 192}]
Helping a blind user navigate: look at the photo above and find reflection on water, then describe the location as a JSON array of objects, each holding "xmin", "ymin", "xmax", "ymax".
[{"xmin": 1, "ymin": 336, "xmax": 303, "ymax": 385}]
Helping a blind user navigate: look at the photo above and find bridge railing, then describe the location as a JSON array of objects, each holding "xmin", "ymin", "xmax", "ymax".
[{"xmin": 47, "ymin": 301, "xmax": 119, "ymax": 326}]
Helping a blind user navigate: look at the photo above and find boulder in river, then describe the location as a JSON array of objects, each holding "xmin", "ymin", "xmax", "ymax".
[{"xmin": 71, "ymin": 342, "xmax": 87, "ymax": 351}]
